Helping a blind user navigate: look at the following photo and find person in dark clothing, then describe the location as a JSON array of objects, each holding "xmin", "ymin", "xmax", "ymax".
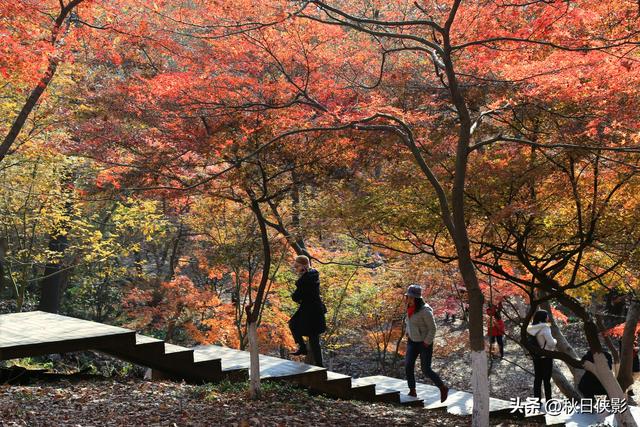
[
  {"xmin": 527, "ymin": 310, "xmax": 556, "ymax": 401},
  {"xmin": 288, "ymin": 255, "xmax": 326, "ymax": 367},
  {"xmin": 578, "ymin": 350, "xmax": 613, "ymax": 398}
]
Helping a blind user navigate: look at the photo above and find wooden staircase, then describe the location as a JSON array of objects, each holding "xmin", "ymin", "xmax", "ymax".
[
  {"xmin": 189, "ymin": 344, "xmax": 424, "ymax": 407},
  {"xmin": 0, "ymin": 311, "xmax": 512, "ymax": 418}
]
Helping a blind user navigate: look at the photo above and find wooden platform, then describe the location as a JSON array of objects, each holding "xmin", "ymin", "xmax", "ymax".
[
  {"xmin": 0, "ymin": 311, "xmax": 135, "ymax": 360},
  {"xmin": 0, "ymin": 311, "xmax": 553, "ymax": 423}
]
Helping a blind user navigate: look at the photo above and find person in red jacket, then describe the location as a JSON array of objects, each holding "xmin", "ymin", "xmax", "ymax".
[
  {"xmin": 488, "ymin": 311, "xmax": 505, "ymax": 358},
  {"xmin": 486, "ymin": 300, "xmax": 503, "ymax": 318}
]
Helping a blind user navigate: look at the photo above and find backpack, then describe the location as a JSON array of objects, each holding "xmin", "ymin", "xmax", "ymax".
[{"xmin": 527, "ymin": 331, "xmax": 542, "ymax": 354}]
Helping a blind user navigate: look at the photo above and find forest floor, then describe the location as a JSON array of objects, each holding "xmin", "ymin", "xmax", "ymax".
[{"xmin": 0, "ymin": 377, "xmax": 544, "ymax": 426}]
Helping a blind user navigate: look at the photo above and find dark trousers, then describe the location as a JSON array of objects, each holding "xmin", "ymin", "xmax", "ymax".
[
  {"xmin": 291, "ymin": 326, "xmax": 323, "ymax": 368},
  {"xmin": 533, "ymin": 357, "xmax": 553, "ymax": 400},
  {"xmin": 405, "ymin": 340, "xmax": 445, "ymax": 389},
  {"xmin": 490, "ymin": 335, "xmax": 504, "ymax": 357}
]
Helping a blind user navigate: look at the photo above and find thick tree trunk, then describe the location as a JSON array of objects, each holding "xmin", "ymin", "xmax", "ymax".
[
  {"xmin": 39, "ymin": 174, "xmax": 73, "ymax": 314},
  {"xmin": 38, "ymin": 231, "xmax": 69, "ymax": 313},
  {"xmin": 618, "ymin": 300, "xmax": 640, "ymax": 392},
  {"xmin": 551, "ymin": 365, "xmax": 581, "ymax": 401},
  {"xmin": 459, "ymin": 257, "xmax": 489, "ymax": 426},
  {"xmin": 586, "ymin": 353, "xmax": 637, "ymax": 427},
  {"xmin": 470, "ymin": 350, "xmax": 489, "ymax": 424},
  {"xmin": 570, "ymin": 305, "xmax": 638, "ymax": 426}
]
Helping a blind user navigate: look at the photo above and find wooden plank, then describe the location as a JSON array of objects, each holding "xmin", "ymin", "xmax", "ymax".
[
  {"xmin": 399, "ymin": 394, "xmax": 424, "ymax": 407},
  {"xmin": 360, "ymin": 375, "xmax": 512, "ymax": 416},
  {"xmin": 0, "ymin": 311, "xmax": 135, "ymax": 360},
  {"xmin": 135, "ymin": 335, "xmax": 163, "ymax": 345},
  {"xmin": 326, "ymin": 371, "xmax": 350, "ymax": 382},
  {"xmin": 308, "ymin": 370, "xmax": 351, "ymax": 398},
  {"xmin": 164, "ymin": 343, "xmax": 191, "ymax": 354},
  {"xmin": 351, "ymin": 377, "xmax": 401, "ymax": 403},
  {"xmin": 194, "ymin": 345, "xmax": 325, "ymax": 380}
]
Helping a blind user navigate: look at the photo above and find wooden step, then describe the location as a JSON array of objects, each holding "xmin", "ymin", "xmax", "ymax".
[
  {"xmin": 351, "ymin": 377, "xmax": 400, "ymax": 404},
  {"xmin": 134, "ymin": 334, "xmax": 165, "ymax": 355},
  {"xmin": 189, "ymin": 359, "xmax": 223, "ymax": 381},
  {"xmin": 163, "ymin": 343, "xmax": 194, "ymax": 364},
  {"xmin": 360, "ymin": 375, "xmax": 513, "ymax": 415},
  {"xmin": 100, "ymin": 334, "xmax": 164, "ymax": 361},
  {"xmin": 348, "ymin": 379, "xmax": 376, "ymax": 400},
  {"xmin": 99, "ymin": 334, "xmax": 174, "ymax": 372},
  {"xmin": 326, "ymin": 371, "xmax": 351, "ymax": 388},
  {"xmin": 443, "ymin": 389, "xmax": 512, "ymax": 416},
  {"xmin": 399, "ymin": 393, "xmax": 424, "ymax": 407},
  {"xmin": 310, "ymin": 371, "xmax": 352, "ymax": 397},
  {"xmin": 356, "ymin": 376, "xmax": 423, "ymax": 407},
  {"xmin": 193, "ymin": 345, "xmax": 325, "ymax": 384},
  {"xmin": 221, "ymin": 366, "xmax": 250, "ymax": 381}
]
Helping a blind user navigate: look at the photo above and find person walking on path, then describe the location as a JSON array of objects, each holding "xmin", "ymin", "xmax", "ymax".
[
  {"xmin": 288, "ymin": 255, "xmax": 326, "ymax": 367},
  {"xmin": 404, "ymin": 284, "xmax": 449, "ymax": 402},
  {"xmin": 488, "ymin": 311, "xmax": 505, "ymax": 359},
  {"xmin": 527, "ymin": 310, "xmax": 557, "ymax": 401}
]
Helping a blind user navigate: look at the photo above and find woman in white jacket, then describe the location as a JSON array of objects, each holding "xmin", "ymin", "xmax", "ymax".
[{"xmin": 527, "ymin": 310, "xmax": 557, "ymax": 401}]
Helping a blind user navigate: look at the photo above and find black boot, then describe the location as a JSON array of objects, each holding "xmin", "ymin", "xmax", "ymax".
[{"xmin": 290, "ymin": 346, "xmax": 307, "ymax": 356}]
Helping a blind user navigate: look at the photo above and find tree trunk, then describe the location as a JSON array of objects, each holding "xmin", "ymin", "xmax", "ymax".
[
  {"xmin": 551, "ymin": 365, "xmax": 581, "ymax": 401},
  {"xmin": 165, "ymin": 222, "xmax": 184, "ymax": 281},
  {"xmin": 618, "ymin": 300, "xmax": 640, "ymax": 392},
  {"xmin": 556, "ymin": 293, "xmax": 638, "ymax": 426},
  {"xmin": 451, "ymin": 128, "xmax": 490, "ymax": 426},
  {"xmin": 38, "ymin": 231, "xmax": 69, "ymax": 313},
  {"xmin": 470, "ymin": 350, "xmax": 489, "ymax": 423},
  {"xmin": 441, "ymin": 12, "xmax": 491, "ymax": 421},
  {"xmin": 586, "ymin": 353, "xmax": 637, "ymax": 427},
  {"xmin": 246, "ymin": 197, "xmax": 272, "ymax": 400},
  {"xmin": 39, "ymin": 174, "xmax": 73, "ymax": 314},
  {"xmin": 247, "ymin": 320, "xmax": 261, "ymax": 399},
  {"xmin": 597, "ymin": 314, "xmax": 621, "ymax": 370}
]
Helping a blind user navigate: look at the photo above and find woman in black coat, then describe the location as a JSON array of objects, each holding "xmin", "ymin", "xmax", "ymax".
[{"xmin": 288, "ymin": 255, "xmax": 326, "ymax": 367}]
